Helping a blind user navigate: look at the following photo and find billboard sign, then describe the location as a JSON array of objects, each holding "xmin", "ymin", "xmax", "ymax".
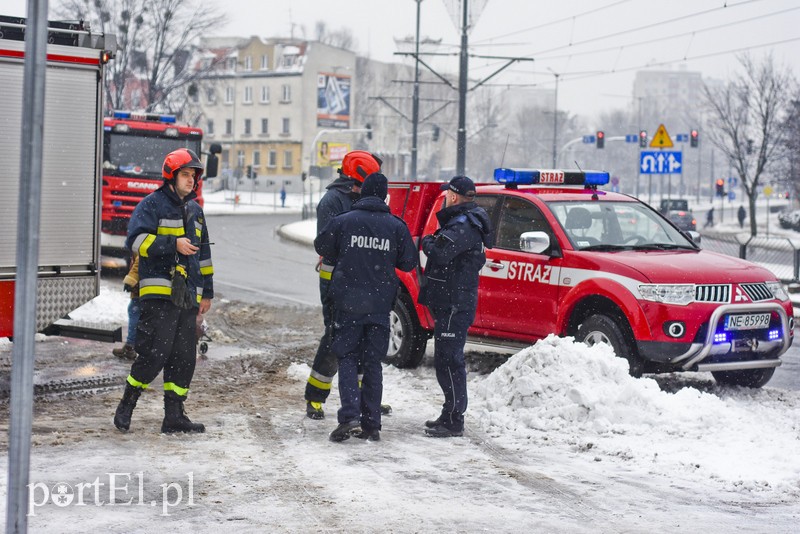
[
  {"xmin": 317, "ymin": 73, "xmax": 351, "ymax": 128},
  {"xmin": 317, "ymin": 142, "xmax": 350, "ymax": 167}
]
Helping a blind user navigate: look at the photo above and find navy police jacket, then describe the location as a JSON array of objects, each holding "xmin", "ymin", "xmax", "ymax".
[
  {"xmin": 419, "ymin": 201, "xmax": 492, "ymax": 311},
  {"xmin": 315, "ymin": 196, "xmax": 418, "ymax": 315},
  {"xmin": 126, "ymin": 184, "xmax": 214, "ymax": 306}
]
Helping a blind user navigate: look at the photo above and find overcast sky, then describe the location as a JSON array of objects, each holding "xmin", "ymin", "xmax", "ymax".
[{"xmin": 6, "ymin": 0, "xmax": 800, "ymax": 118}]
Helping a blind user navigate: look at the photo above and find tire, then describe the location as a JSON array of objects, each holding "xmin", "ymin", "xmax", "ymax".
[
  {"xmin": 386, "ymin": 293, "xmax": 428, "ymax": 369},
  {"xmin": 199, "ymin": 342, "xmax": 208, "ymax": 355},
  {"xmin": 577, "ymin": 314, "xmax": 644, "ymax": 378},
  {"xmin": 711, "ymin": 367, "xmax": 775, "ymax": 388}
]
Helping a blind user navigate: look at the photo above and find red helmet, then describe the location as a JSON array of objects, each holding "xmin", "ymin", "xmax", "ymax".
[
  {"xmin": 340, "ymin": 150, "xmax": 382, "ymax": 183},
  {"xmin": 162, "ymin": 148, "xmax": 204, "ymax": 182}
]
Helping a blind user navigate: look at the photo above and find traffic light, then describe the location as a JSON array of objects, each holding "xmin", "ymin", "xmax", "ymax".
[
  {"xmin": 690, "ymin": 129, "xmax": 699, "ymax": 148},
  {"xmin": 596, "ymin": 131, "xmax": 605, "ymax": 149},
  {"xmin": 715, "ymin": 179, "xmax": 725, "ymax": 197},
  {"xmin": 246, "ymin": 165, "xmax": 252, "ymax": 179},
  {"xmin": 432, "ymin": 125, "xmax": 440, "ymax": 142},
  {"xmin": 366, "ymin": 123, "xmax": 372, "ymax": 140},
  {"xmin": 639, "ymin": 130, "xmax": 647, "ymax": 148}
]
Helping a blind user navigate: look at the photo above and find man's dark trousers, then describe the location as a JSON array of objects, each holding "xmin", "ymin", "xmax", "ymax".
[
  {"xmin": 331, "ymin": 312, "xmax": 389, "ymax": 431},
  {"xmin": 430, "ymin": 305, "xmax": 475, "ymax": 431},
  {"xmin": 305, "ymin": 278, "xmax": 338, "ymax": 403}
]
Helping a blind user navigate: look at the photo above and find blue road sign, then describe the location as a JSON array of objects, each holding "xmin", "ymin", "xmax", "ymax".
[
  {"xmin": 676, "ymin": 134, "xmax": 689, "ymax": 142},
  {"xmin": 583, "ymin": 135, "xmax": 596, "ymax": 144},
  {"xmin": 625, "ymin": 134, "xmax": 638, "ymax": 143},
  {"xmin": 640, "ymin": 151, "xmax": 683, "ymax": 174}
]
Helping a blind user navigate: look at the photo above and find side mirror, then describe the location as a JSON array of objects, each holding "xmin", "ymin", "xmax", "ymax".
[
  {"xmin": 519, "ymin": 231, "xmax": 550, "ymax": 254},
  {"xmin": 686, "ymin": 230, "xmax": 701, "ymax": 245}
]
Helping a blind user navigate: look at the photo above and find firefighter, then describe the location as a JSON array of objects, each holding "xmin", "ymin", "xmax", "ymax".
[
  {"xmin": 419, "ymin": 176, "xmax": 492, "ymax": 438},
  {"xmin": 315, "ymin": 173, "xmax": 417, "ymax": 441},
  {"xmin": 304, "ymin": 150, "xmax": 390, "ymax": 419},
  {"xmin": 113, "ymin": 148, "xmax": 214, "ymax": 434}
]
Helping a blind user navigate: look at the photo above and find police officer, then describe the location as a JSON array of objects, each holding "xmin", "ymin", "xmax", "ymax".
[
  {"xmin": 419, "ymin": 176, "xmax": 492, "ymax": 438},
  {"xmin": 304, "ymin": 150, "xmax": 385, "ymax": 419},
  {"xmin": 113, "ymin": 148, "xmax": 214, "ymax": 434},
  {"xmin": 315, "ymin": 173, "xmax": 417, "ymax": 442}
]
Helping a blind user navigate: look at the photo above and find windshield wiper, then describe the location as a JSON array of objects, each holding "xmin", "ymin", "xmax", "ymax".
[
  {"xmin": 579, "ymin": 244, "xmax": 633, "ymax": 252},
  {"xmin": 631, "ymin": 243, "xmax": 697, "ymax": 251}
]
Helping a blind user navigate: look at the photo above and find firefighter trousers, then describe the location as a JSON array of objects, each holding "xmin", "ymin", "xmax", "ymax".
[
  {"xmin": 129, "ymin": 299, "xmax": 198, "ymax": 397},
  {"xmin": 331, "ymin": 312, "xmax": 389, "ymax": 431},
  {"xmin": 430, "ymin": 306, "xmax": 475, "ymax": 431},
  {"xmin": 305, "ymin": 278, "xmax": 337, "ymax": 403}
]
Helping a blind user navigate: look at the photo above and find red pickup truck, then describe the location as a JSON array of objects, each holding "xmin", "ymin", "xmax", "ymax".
[{"xmin": 385, "ymin": 168, "xmax": 793, "ymax": 388}]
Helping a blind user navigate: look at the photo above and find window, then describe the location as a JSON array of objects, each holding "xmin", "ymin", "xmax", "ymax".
[
  {"xmin": 243, "ymin": 118, "xmax": 251, "ymax": 135},
  {"xmin": 283, "ymin": 150, "xmax": 292, "ymax": 169},
  {"xmin": 261, "ymin": 118, "xmax": 268, "ymax": 135},
  {"xmin": 244, "ymin": 86, "xmax": 252, "ymax": 104},
  {"xmin": 268, "ymin": 150, "xmax": 277, "ymax": 168},
  {"xmin": 225, "ymin": 86, "xmax": 234, "ymax": 104},
  {"xmin": 253, "ymin": 150, "xmax": 261, "ymax": 167},
  {"xmin": 206, "ymin": 88, "xmax": 216, "ymax": 104},
  {"xmin": 281, "ymin": 84, "xmax": 291, "ymax": 102},
  {"xmin": 282, "ymin": 118, "xmax": 290, "ymax": 135},
  {"xmin": 495, "ymin": 197, "xmax": 552, "ymax": 252},
  {"xmin": 260, "ymin": 86, "xmax": 270, "ymax": 103},
  {"xmin": 244, "ymin": 55, "xmax": 252, "ymax": 71},
  {"xmin": 207, "ymin": 120, "xmax": 214, "ymax": 135},
  {"xmin": 260, "ymin": 54, "xmax": 269, "ymax": 70},
  {"xmin": 227, "ymin": 58, "xmax": 236, "ymax": 71},
  {"xmin": 225, "ymin": 119, "xmax": 232, "ymax": 135}
]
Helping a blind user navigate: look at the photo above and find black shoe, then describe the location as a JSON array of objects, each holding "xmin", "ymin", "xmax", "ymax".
[
  {"xmin": 306, "ymin": 401, "xmax": 325, "ymax": 420},
  {"xmin": 112, "ymin": 344, "xmax": 137, "ymax": 361},
  {"xmin": 354, "ymin": 428, "xmax": 380, "ymax": 442},
  {"xmin": 380, "ymin": 404, "xmax": 392, "ymax": 416},
  {"xmin": 113, "ymin": 383, "xmax": 142, "ymax": 431},
  {"xmin": 161, "ymin": 395, "xmax": 205, "ymax": 434},
  {"xmin": 329, "ymin": 420, "xmax": 360, "ymax": 442},
  {"xmin": 424, "ymin": 424, "xmax": 463, "ymax": 438},
  {"xmin": 424, "ymin": 415, "xmax": 444, "ymax": 429}
]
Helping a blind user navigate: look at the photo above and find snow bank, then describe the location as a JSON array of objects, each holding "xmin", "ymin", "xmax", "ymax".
[{"xmin": 472, "ymin": 335, "xmax": 800, "ymax": 494}]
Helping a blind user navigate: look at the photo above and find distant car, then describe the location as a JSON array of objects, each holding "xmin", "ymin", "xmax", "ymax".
[
  {"xmin": 777, "ymin": 209, "xmax": 800, "ymax": 230},
  {"xmin": 660, "ymin": 198, "xmax": 689, "ymax": 213},
  {"xmin": 666, "ymin": 210, "xmax": 697, "ymax": 231}
]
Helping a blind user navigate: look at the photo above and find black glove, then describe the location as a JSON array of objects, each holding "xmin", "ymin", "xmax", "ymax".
[{"xmin": 123, "ymin": 283, "xmax": 133, "ymax": 292}]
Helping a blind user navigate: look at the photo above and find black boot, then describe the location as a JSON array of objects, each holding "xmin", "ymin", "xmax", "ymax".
[
  {"xmin": 114, "ymin": 383, "xmax": 142, "ymax": 431},
  {"xmin": 161, "ymin": 393, "xmax": 205, "ymax": 434}
]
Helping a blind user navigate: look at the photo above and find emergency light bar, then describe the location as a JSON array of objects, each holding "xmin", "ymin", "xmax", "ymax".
[
  {"xmin": 112, "ymin": 110, "xmax": 177, "ymax": 123},
  {"xmin": 494, "ymin": 168, "xmax": 610, "ymax": 187}
]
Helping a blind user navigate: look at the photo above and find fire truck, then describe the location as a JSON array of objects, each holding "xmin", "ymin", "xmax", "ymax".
[
  {"xmin": 101, "ymin": 111, "xmax": 218, "ymax": 266},
  {"xmin": 386, "ymin": 168, "xmax": 794, "ymax": 388},
  {"xmin": 0, "ymin": 16, "xmax": 115, "ymax": 339}
]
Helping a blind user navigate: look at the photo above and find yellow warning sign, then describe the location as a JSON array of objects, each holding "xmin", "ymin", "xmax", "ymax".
[{"xmin": 649, "ymin": 124, "xmax": 674, "ymax": 148}]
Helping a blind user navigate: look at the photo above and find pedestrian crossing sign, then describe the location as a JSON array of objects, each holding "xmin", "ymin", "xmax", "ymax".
[{"xmin": 649, "ymin": 124, "xmax": 674, "ymax": 148}]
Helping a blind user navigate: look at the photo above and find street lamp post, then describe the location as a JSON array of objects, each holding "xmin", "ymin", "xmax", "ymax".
[{"xmin": 548, "ymin": 69, "xmax": 560, "ymax": 168}]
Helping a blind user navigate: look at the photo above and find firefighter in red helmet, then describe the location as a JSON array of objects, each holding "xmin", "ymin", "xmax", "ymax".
[
  {"xmin": 304, "ymin": 150, "xmax": 394, "ymax": 419},
  {"xmin": 113, "ymin": 148, "xmax": 214, "ymax": 434}
]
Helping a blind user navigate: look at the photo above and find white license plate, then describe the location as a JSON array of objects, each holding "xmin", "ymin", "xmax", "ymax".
[{"xmin": 724, "ymin": 313, "xmax": 771, "ymax": 331}]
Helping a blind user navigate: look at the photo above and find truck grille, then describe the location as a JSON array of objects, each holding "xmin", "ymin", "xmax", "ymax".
[
  {"xmin": 695, "ymin": 284, "xmax": 730, "ymax": 303},
  {"xmin": 739, "ymin": 282, "xmax": 773, "ymax": 302}
]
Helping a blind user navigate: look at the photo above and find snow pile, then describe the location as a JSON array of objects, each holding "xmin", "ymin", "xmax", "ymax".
[
  {"xmin": 286, "ymin": 361, "xmax": 311, "ymax": 381},
  {"xmin": 473, "ymin": 335, "xmax": 800, "ymax": 494},
  {"xmin": 67, "ymin": 284, "xmax": 130, "ymax": 324}
]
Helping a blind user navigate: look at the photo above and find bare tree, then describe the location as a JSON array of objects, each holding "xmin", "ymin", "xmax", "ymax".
[
  {"xmin": 314, "ymin": 20, "xmax": 357, "ymax": 51},
  {"xmin": 55, "ymin": 0, "xmax": 225, "ymax": 116},
  {"xmin": 702, "ymin": 54, "xmax": 794, "ymax": 236}
]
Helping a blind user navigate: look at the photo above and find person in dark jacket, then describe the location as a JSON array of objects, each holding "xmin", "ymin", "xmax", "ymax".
[
  {"xmin": 419, "ymin": 175, "xmax": 492, "ymax": 438},
  {"xmin": 304, "ymin": 150, "xmax": 384, "ymax": 420},
  {"xmin": 315, "ymin": 173, "xmax": 417, "ymax": 442},
  {"xmin": 113, "ymin": 148, "xmax": 214, "ymax": 434},
  {"xmin": 738, "ymin": 205, "xmax": 746, "ymax": 228}
]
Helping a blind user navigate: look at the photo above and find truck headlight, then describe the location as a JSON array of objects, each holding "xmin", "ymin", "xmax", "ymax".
[
  {"xmin": 638, "ymin": 284, "xmax": 695, "ymax": 305},
  {"xmin": 766, "ymin": 281, "xmax": 789, "ymax": 301}
]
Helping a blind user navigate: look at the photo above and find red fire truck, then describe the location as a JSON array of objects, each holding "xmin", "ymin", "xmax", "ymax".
[
  {"xmin": 386, "ymin": 169, "xmax": 794, "ymax": 388},
  {"xmin": 100, "ymin": 111, "xmax": 218, "ymax": 266}
]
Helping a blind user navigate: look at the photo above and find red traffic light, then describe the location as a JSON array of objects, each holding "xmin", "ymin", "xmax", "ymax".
[
  {"xmin": 690, "ymin": 129, "xmax": 699, "ymax": 148},
  {"xmin": 596, "ymin": 131, "xmax": 605, "ymax": 149},
  {"xmin": 639, "ymin": 130, "xmax": 647, "ymax": 148}
]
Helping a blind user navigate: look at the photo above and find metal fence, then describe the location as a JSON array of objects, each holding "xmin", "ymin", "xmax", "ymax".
[{"xmin": 700, "ymin": 233, "xmax": 800, "ymax": 283}]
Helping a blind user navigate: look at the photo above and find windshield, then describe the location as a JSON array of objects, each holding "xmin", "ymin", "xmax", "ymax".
[
  {"xmin": 547, "ymin": 200, "xmax": 697, "ymax": 251},
  {"xmin": 103, "ymin": 133, "xmax": 201, "ymax": 179}
]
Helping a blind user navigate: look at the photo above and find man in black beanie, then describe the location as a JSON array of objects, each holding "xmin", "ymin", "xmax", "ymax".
[{"xmin": 315, "ymin": 173, "xmax": 417, "ymax": 442}]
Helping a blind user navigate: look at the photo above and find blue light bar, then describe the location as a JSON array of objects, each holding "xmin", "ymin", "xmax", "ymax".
[
  {"xmin": 493, "ymin": 168, "xmax": 610, "ymax": 187},
  {"xmin": 111, "ymin": 110, "xmax": 177, "ymax": 123},
  {"xmin": 713, "ymin": 332, "xmax": 728, "ymax": 343},
  {"xmin": 112, "ymin": 111, "xmax": 131, "ymax": 119},
  {"xmin": 769, "ymin": 329, "xmax": 780, "ymax": 341}
]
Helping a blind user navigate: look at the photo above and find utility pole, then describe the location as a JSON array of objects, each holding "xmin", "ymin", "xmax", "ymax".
[
  {"xmin": 549, "ymin": 69, "xmax": 559, "ymax": 168},
  {"xmin": 456, "ymin": 0, "xmax": 468, "ymax": 175},
  {"xmin": 410, "ymin": 0, "xmax": 422, "ymax": 180}
]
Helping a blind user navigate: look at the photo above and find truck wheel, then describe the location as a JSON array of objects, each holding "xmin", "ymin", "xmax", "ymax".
[
  {"xmin": 711, "ymin": 368, "xmax": 775, "ymax": 388},
  {"xmin": 577, "ymin": 314, "xmax": 644, "ymax": 378},
  {"xmin": 386, "ymin": 293, "xmax": 428, "ymax": 369}
]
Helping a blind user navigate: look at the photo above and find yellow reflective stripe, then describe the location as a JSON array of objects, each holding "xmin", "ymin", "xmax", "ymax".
[
  {"xmin": 138, "ymin": 234, "xmax": 156, "ymax": 258},
  {"xmin": 127, "ymin": 375, "xmax": 149, "ymax": 389},
  {"xmin": 140, "ymin": 285, "xmax": 172, "ymax": 297},
  {"xmin": 195, "ymin": 228, "xmax": 202, "ymax": 237},
  {"xmin": 319, "ymin": 269, "xmax": 332, "ymax": 280},
  {"xmin": 200, "ymin": 266, "xmax": 214, "ymax": 275},
  {"xmin": 157, "ymin": 226, "xmax": 185, "ymax": 236},
  {"xmin": 307, "ymin": 375, "xmax": 332, "ymax": 390},
  {"xmin": 164, "ymin": 382, "xmax": 189, "ymax": 396},
  {"xmin": 196, "ymin": 294, "xmax": 202, "ymax": 303}
]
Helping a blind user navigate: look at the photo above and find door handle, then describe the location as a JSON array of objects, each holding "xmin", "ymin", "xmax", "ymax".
[{"xmin": 485, "ymin": 260, "xmax": 505, "ymax": 269}]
